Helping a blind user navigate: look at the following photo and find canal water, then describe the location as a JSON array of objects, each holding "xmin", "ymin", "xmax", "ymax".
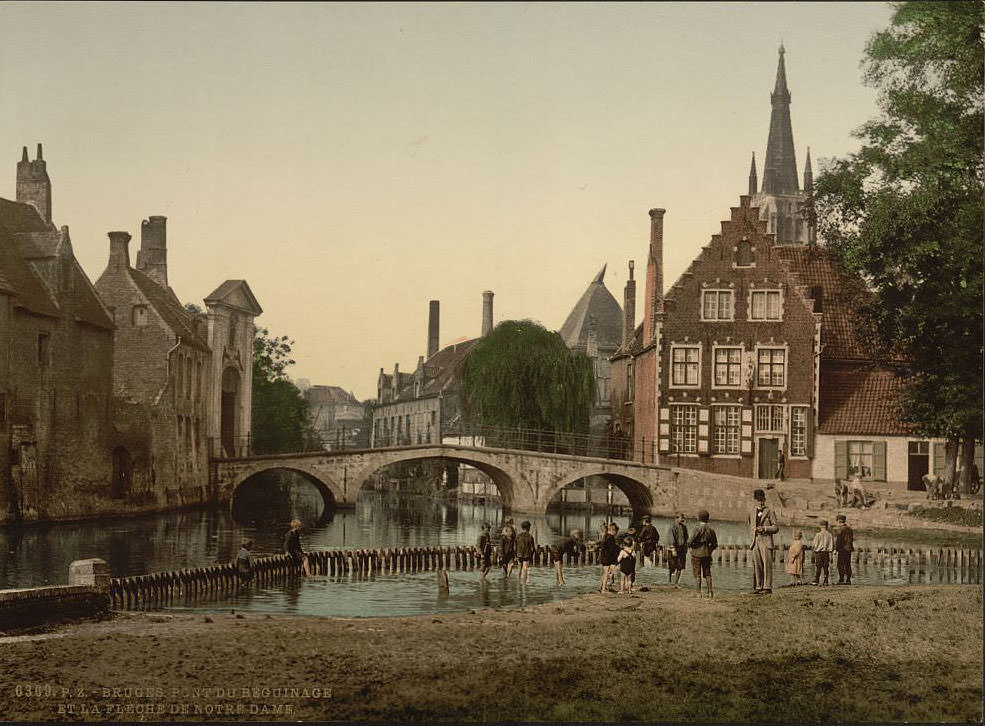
[{"xmin": 0, "ymin": 484, "xmax": 978, "ymax": 618}]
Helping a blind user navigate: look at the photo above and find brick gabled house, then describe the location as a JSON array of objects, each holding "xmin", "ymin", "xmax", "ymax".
[{"xmin": 609, "ymin": 47, "xmax": 964, "ymax": 491}]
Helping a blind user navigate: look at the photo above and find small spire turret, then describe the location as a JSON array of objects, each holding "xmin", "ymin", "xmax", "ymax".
[{"xmin": 748, "ymin": 151, "xmax": 758, "ymax": 195}]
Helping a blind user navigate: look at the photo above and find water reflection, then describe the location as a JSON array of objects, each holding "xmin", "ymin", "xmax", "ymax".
[{"xmin": 0, "ymin": 479, "xmax": 979, "ymax": 618}]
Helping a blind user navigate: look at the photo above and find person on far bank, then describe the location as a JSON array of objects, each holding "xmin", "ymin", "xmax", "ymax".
[
  {"xmin": 235, "ymin": 539, "xmax": 254, "ymax": 585},
  {"xmin": 515, "ymin": 520, "xmax": 536, "ymax": 585},
  {"xmin": 637, "ymin": 515, "xmax": 659, "ymax": 567},
  {"xmin": 285, "ymin": 519, "xmax": 308, "ymax": 576},
  {"xmin": 776, "ymin": 449, "xmax": 786, "ymax": 481},
  {"xmin": 477, "ymin": 523, "xmax": 493, "ymax": 579},
  {"xmin": 687, "ymin": 510, "xmax": 718, "ymax": 598},
  {"xmin": 749, "ymin": 489, "xmax": 778, "ymax": 594},
  {"xmin": 835, "ymin": 514, "xmax": 854, "ymax": 585},
  {"xmin": 551, "ymin": 529, "xmax": 583, "ymax": 586},
  {"xmin": 810, "ymin": 520, "xmax": 834, "ymax": 586},
  {"xmin": 667, "ymin": 512, "xmax": 688, "ymax": 587},
  {"xmin": 786, "ymin": 531, "xmax": 804, "ymax": 586}
]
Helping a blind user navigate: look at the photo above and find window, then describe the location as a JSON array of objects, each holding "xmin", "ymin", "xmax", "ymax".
[
  {"xmin": 848, "ymin": 441, "xmax": 874, "ymax": 480},
  {"xmin": 627, "ymin": 361, "xmax": 635, "ymax": 401},
  {"xmin": 132, "ymin": 305, "xmax": 148, "ymax": 327},
  {"xmin": 713, "ymin": 406, "xmax": 741, "ymax": 454},
  {"xmin": 750, "ymin": 290, "xmax": 782, "ymax": 320},
  {"xmin": 757, "ymin": 348, "xmax": 786, "ymax": 387},
  {"xmin": 713, "ymin": 347, "xmax": 742, "ymax": 387},
  {"xmin": 37, "ymin": 333, "xmax": 50, "ymax": 367},
  {"xmin": 701, "ymin": 290, "xmax": 734, "ymax": 321},
  {"xmin": 670, "ymin": 405, "xmax": 698, "ymax": 454},
  {"xmin": 790, "ymin": 406, "xmax": 808, "ymax": 456},
  {"xmin": 755, "ymin": 404, "xmax": 785, "ymax": 432},
  {"xmin": 670, "ymin": 346, "xmax": 700, "ymax": 386},
  {"xmin": 736, "ymin": 240, "xmax": 752, "ymax": 267}
]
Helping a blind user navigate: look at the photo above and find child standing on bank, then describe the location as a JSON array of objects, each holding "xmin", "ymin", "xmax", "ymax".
[
  {"xmin": 687, "ymin": 510, "xmax": 718, "ymax": 598},
  {"xmin": 786, "ymin": 531, "xmax": 805, "ymax": 585},
  {"xmin": 617, "ymin": 537, "xmax": 637, "ymax": 594}
]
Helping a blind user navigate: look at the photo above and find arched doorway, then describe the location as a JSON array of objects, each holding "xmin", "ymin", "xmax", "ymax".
[
  {"xmin": 221, "ymin": 367, "xmax": 240, "ymax": 456},
  {"xmin": 111, "ymin": 446, "xmax": 132, "ymax": 499}
]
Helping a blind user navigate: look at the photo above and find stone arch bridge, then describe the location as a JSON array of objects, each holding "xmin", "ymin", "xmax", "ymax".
[{"xmin": 212, "ymin": 443, "xmax": 761, "ymax": 519}]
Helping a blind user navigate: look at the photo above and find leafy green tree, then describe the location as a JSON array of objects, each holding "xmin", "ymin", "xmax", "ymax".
[
  {"xmin": 251, "ymin": 327, "xmax": 319, "ymax": 454},
  {"xmin": 814, "ymin": 2, "xmax": 983, "ymax": 490},
  {"xmin": 459, "ymin": 320, "xmax": 595, "ymax": 446}
]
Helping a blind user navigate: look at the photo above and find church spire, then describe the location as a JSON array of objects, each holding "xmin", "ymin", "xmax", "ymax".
[
  {"xmin": 748, "ymin": 151, "xmax": 758, "ymax": 195},
  {"xmin": 761, "ymin": 44, "xmax": 799, "ymax": 195}
]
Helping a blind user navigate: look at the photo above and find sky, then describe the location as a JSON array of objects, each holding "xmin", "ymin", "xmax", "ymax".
[{"xmin": 0, "ymin": 2, "xmax": 895, "ymax": 400}]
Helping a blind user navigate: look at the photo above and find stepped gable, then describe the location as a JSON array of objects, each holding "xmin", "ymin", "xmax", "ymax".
[
  {"xmin": 774, "ymin": 245, "xmax": 870, "ymax": 361},
  {"xmin": 818, "ymin": 364, "xmax": 909, "ymax": 435},
  {"xmin": 558, "ymin": 265, "xmax": 623, "ymax": 352},
  {"xmin": 129, "ymin": 267, "xmax": 210, "ymax": 351}
]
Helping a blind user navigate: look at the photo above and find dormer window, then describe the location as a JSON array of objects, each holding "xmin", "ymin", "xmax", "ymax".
[
  {"xmin": 736, "ymin": 240, "xmax": 752, "ymax": 267},
  {"xmin": 132, "ymin": 305, "xmax": 148, "ymax": 327}
]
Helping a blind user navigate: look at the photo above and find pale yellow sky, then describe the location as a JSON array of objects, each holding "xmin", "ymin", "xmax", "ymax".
[{"xmin": 0, "ymin": 2, "xmax": 894, "ymax": 399}]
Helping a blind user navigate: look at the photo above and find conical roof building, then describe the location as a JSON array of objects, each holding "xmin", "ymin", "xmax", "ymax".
[{"xmin": 559, "ymin": 264, "xmax": 623, "ymax": 354}]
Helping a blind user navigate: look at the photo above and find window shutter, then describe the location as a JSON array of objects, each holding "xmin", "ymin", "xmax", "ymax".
[
  {"xmin": 806, "ymin": 407, "xmax": 815, "ymax": 458},
  {"xmin": 933, "ymin": 442, "xmax": 945, "ymax": 475},
  {"xmin": 834, "ymin": 440, "xmax": 847, "ymax": 480},
  {"xmin": 872, "ymin": 441, "xmax": 887, "ymax": 481}
]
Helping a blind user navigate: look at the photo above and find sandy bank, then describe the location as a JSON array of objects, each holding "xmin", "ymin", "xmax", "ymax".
[{"xmin": 0, "ymin": 584, "xmax": 980, "ymax": 722}]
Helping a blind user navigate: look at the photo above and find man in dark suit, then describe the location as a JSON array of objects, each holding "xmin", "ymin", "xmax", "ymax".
[{"xmin": 749, "ymin": 489, "xmax": 778, "ymax": 593}]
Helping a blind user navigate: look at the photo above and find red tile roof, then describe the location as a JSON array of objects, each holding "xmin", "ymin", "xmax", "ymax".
[
  {"xmin": 817, "ymin": 364, "xmax": 910, "ymax": 436},
  {"xmin": 775, "ymin": 245, "xmax": 871, "ymax": 361}
]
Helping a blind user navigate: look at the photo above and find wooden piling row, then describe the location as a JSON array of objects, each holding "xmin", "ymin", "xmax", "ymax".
[{"xmin": 107, "ymin": 543, "xmax": 982, "ymax": 610}]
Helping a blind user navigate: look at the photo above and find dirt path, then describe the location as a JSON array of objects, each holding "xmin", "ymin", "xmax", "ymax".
[{"xmin": 0, "ymin": 583, "xmax": 980, "ymax": 722}]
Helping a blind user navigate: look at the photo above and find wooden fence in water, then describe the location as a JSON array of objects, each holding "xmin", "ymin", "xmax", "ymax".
[{"xmin": 108, "ymin": 544, "xmax": 983, "ymax": 610}]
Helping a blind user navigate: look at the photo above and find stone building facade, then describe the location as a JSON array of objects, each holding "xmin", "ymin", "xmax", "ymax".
[
  {"xmin": 0, "ymin": 146, "xmax": 116, "ymax": 521},
  {"xmin": 95, "ymin": 222, "xmax": 261, "ymax": 509},
  {"xmin": 558, "ymin": 265, "xmax": 623, "ymax": 436},
  {"xmin": 306, "ymin": 385, "xmax": 365, "ymax": 449},
  {"xmin": 611, "ymin": 48, "xmax": 943, "ymax": 490}
]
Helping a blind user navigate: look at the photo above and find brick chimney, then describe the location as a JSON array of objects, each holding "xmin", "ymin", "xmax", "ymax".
[
  {"xmin": 622, "ymin": 260, "xmax": 636, "ymax": 349},
  {"xmin": 482, "ymin": 290, "xmax": 494, "ymax": 336},
  {"xmin": 16, "ymin": 144, "xmax": 52, "ymax": 224},
  {"xmin": 427, "ymin": 300, "xmax": 440, "ymax": 360},
  {"xmin": 107, "ymin": 231, "xmax": 132, "ymax": 272},
  {"xmin": 643, "ymin": 208, "xmax": 665, "ymax": 345},
  {"xmin": 136, "ymin": 215, "xmax": 168, "ymax": 287}
]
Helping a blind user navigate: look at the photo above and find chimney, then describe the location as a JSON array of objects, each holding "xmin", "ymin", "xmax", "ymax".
[
  {"xmin": 107, "ymin": 231, "xmax": 132, "ymax": 272},
  {"xmin": 482, "ymin": 290, "xmax": 494, "ymax": 336},
  {"xmin": 427, "ymin": 300, "xmax": 440, "ymax": 360},
  {"xmin": 622, "ymin": 260, "xmax": 636, "ymax": 348},
  {"xmin": 136, "ymin": 215, "xmax": 168, "ymax": 287},
  {"xmin": 643, "ymin": 208, "xmax": 665, "ymax": 345},
  {"xmin": 16, "ymin": 143, "xmax": 52, "ymax": 224}
]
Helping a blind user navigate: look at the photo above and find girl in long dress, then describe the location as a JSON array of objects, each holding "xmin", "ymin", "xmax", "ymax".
[{"xmin": 786, "ymin": 531, "xmax": 804, "ymax": 585}]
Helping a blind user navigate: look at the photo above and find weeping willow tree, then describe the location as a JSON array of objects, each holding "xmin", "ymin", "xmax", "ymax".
[{"xmin": 459, "ymin": 320, "xmax": 595, "ymax": 443}]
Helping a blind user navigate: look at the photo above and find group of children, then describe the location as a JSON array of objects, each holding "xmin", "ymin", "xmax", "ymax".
[{"xmin": 477, "ymin": 510, "xmax": 856, "ymax": 594}]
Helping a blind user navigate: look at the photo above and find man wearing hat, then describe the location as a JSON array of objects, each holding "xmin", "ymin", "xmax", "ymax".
[
  {"xmin": 748, "ymin": 488, "xmax": 778, "ymax": 593},
  {"xmin": 637, "ymin": 515, "xmax": 659, "ymax": 567}
]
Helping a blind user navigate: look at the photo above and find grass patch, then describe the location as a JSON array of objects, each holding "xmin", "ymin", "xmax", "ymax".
[
  {"xmin": 859, "ymin": 526, "xmax": 982, "ymax": 549},
  {"xmin": 908, "ymin": 506, "xmax": 983, "ymax": 528}
]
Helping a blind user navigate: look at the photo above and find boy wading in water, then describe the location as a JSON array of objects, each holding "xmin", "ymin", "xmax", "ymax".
[
  {"xmin": 687, "ymin": 510, "xmax": 718, "ymax": 598},
  {"xmin": 617, "ymin": 536, "xmax": 637, "ymax": 594},
  {"xmin": 551, "ymin": 529, "xmax": 583, "ymax": 586},
  {"xmin": 477, "ymin": 523, "xmax": 493, "ymax": 579},
  {"xmin": 667, "ymin": 512, "xmax": 688, "ymax": 587},
  {"xmin": 514, "ymin": 521, "xmax": 536, "ymax": 585},
  {"xmin": 598, "ymin": 522, "xmax": 620, "ymax": 592}
]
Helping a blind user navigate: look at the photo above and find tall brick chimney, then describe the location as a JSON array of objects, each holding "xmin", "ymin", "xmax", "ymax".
[
  {"xmin": 107, "ymin": 231, "xmax": 132, "ymax": 272},
  {"xmin": 482, "ymin": 290, "xmax": 494, "ymax": 336},
  {"xmin": 136, "ymin": 215, "xmax": 168, "ymax": 287},
  {"xmin": 427, "ymin": 300, "xmax": 440, "ymax": 360},
  {"xmin": 16, "ymin": 144, "xmax": 52, "ymax": 224},
  {"xmin": 643, "ymin": 208, "xmax": 665, "ymax": 345},
  {"xmin": 622, "ymin": 260, "xmax": 636, "ymax": 349}
]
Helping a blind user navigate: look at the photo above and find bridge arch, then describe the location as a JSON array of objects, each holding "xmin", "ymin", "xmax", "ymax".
[
  {"xmin": 547, "ymin": 468, "xmax": 656, "ymax": 515},
  {"xmin": 228, "ymin": 464, "xmax": 344, "ymax": 514},
  {"xmin": 346, "ymin": 448, "xmax": 534, "ymax": 511}
]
